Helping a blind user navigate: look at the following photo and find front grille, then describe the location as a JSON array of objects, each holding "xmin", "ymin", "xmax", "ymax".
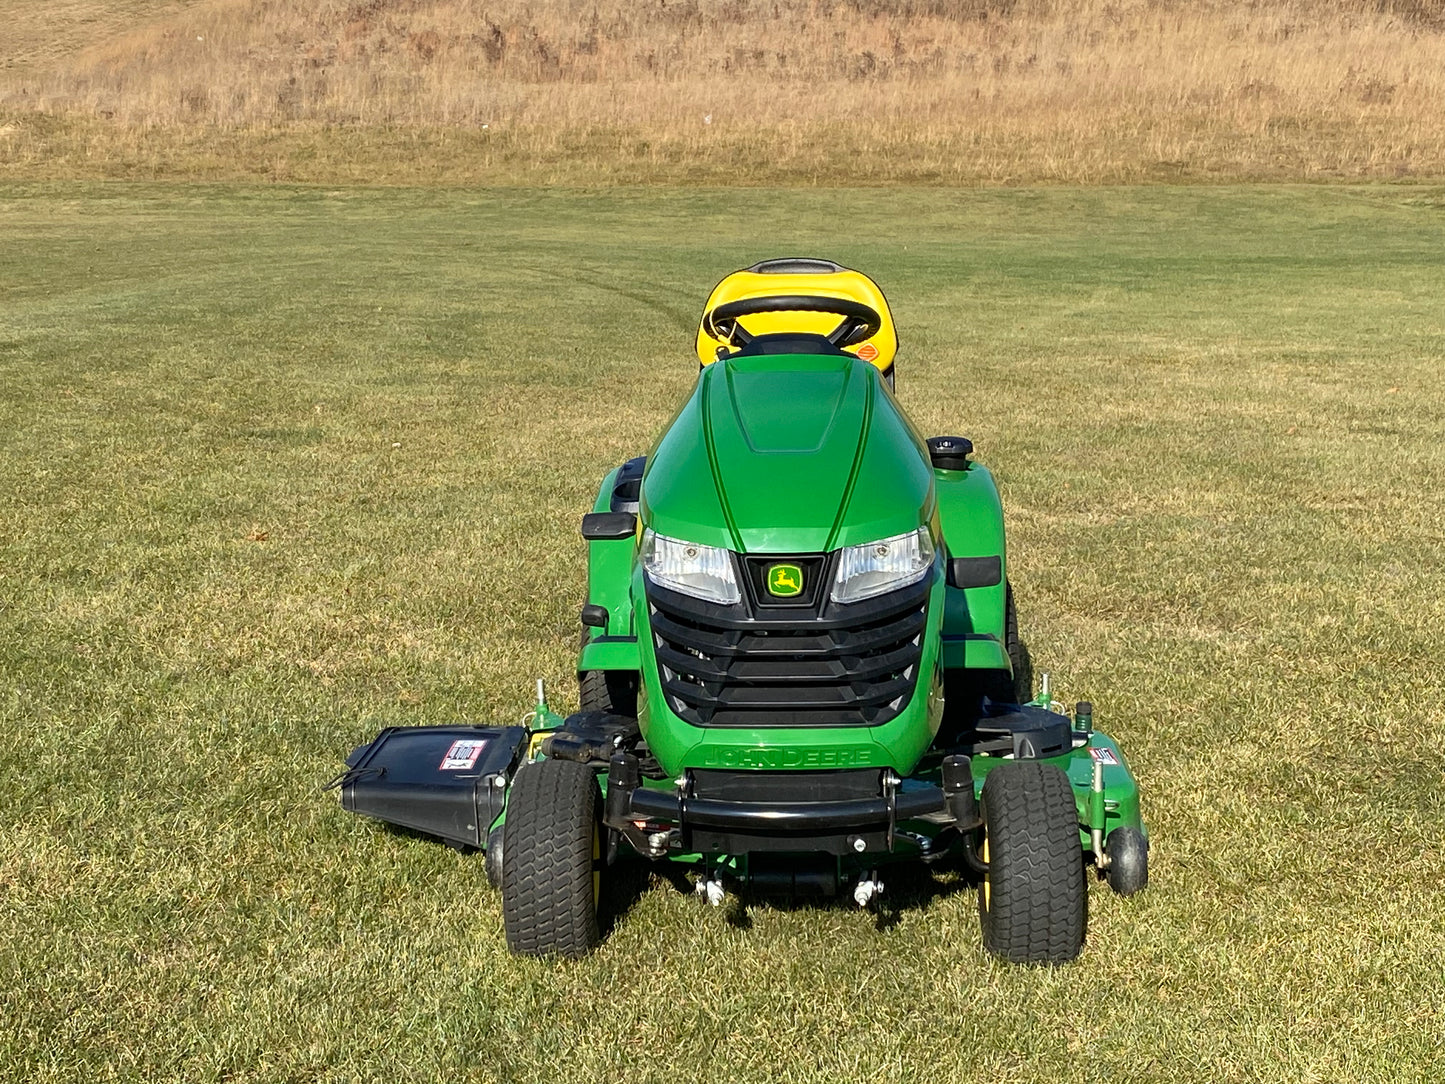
[{"xmin": 648, "ymin": 571, "xmax": 929, "ymax": 728}]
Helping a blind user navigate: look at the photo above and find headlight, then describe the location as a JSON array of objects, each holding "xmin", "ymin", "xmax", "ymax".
[
  {"xmin": 830, "ymin": 527, "xmax": 935, "ymax": 604},
  {"xmin": 641, "ymin": 529, "xmax": 741, "ymax": 605}
]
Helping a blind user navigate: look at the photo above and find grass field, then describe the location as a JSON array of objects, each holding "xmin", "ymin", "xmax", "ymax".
[{"xmin": 3, "ymin": 182, "xmax": 1445, "ymax": 1082}]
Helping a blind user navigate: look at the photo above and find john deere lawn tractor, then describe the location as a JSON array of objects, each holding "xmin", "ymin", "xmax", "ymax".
[{"xmin": 336, "ymin": 258, "xmax": 1148, "ymax": 964}]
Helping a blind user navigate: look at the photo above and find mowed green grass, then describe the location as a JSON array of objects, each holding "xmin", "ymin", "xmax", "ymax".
[{"xmin": 2, "ymin": 183, "xmax": 1444, "ymax": 1083}]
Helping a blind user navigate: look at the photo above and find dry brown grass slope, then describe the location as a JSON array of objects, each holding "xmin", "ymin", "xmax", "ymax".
[
  {"xmin": 1, "ymin": 0, "xmax": 211, "ymax": 72},
  {"xmin": 3, "ymin": 0, "xmax": 1445, "ymax": 183}
]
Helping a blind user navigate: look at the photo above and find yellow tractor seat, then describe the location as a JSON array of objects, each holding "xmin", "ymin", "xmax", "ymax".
[{"xmin": 696, "ymin": 258, "xmax": 899, "ymax": 380}]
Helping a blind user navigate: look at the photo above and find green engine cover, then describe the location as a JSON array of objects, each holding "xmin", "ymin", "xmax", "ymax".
[{"xmin": 642, "ymin": 352, "xmax": 936, "ymax": 553}]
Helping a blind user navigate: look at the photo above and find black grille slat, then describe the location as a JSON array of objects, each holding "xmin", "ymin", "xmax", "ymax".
[
  {"xmin": 728, "ymin": 657, "xmax": 849, "ymax": 682},
  {"xmin": 648, "ymin": 566, "xmax": 929, "ymax": 728},
  {"xmin": 652, "ymin": 606, "xmax": 924, "ymax": 659},
  {"xmin": 661, "ymin": 675, "xmax": 912, "ymax": 712},
  {"xmin": 654, "ymin": 642, "xmax": 731, "ymax": 682},
  {"xmin": 715, "ymin": 678, "xmax": 912, "ymax": 711},
  {"xmin": 719, "ymin": 685, "xmax": 859, "ymax": 709},
  {"xmin": 690, "ymin": 769, "xmax": 883, "ymax": 803},
  {"xmin": 652, "ymin": 605, "xmax": 922, "ymax": 664},
  {"xmin": 654, "ymin": 641, "xmax": 915, "ymax": 682},
  {"xmin": 833, "ymin": 641, "xmax": 922, "ymax": 682},
  {"xmin": 834, "ymin": 610, "xmax": 927, "ymax": 653},
  {"xmin": 648, "ymin": 610, "xmax": 745, "ymax": 655}
]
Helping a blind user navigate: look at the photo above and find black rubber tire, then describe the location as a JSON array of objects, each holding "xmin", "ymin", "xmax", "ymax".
[
  {"xmin": 978, "ymin": 761, "xmax": 1087, "ymax": 964},
  {"xmin": 501, "ymin": 759, "xmax": 602, "ymax": 958},
  {"xmin": 1104, "ymin": 827, "xmax": 1149, "ymax": 896},
  {"xmin": 578, "ymin": 627, "xmax": 639, "ymax": 717},
  {"xmin": 484, "ymin": 824, "xmax": 505, "ymax": 889},
  {"xmin": 578, "ymin": 667, "xmax": 638, "ymax": 717},
  {"xmin": 976, "ymin": 583, "xmax": 1029, "ymax": 707},
  {"xmin": 1004, "ymin": 583, "xmax": 1033, "ymax": 703}
]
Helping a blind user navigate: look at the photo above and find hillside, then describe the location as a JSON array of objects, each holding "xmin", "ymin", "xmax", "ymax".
[
  {"xmin": 2, "ymin": 0, "xmax": 209, "ymax": 73},
  {"xmin": 3, "ymin": 0, "xmax": 1445, "ymax": 183}
]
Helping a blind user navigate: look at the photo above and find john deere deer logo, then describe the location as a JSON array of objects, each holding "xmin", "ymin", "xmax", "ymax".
[{"xmin": 767, "ymin": 563, "xmax": 804, "ymax": 598}]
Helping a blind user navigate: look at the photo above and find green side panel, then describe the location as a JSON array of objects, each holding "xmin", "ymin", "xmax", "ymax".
[
  {"xmin": 577, "ymin": 467, "xmax": 641, "ymax": 666},
  {"xmin": 941, "ymin": 637, "xmax": 1011, "ymax": 671},
  {"xmin": 577, "ymin": 636, "xmax": 640, "ymax": 672},
  {"xmin": 586, "ymin": 540, "xmax": 637, "ymax": 639},
  {"xmin": 935, "ymin": 462, "xmax": 1008, "ymax": 671},
  {"xmin": 634, "ymin": 566, "xmax": 947, "ymax": 776},
  {"xmin": 642, "ymin": 354, "xmax": 935, "ymax": 555}
]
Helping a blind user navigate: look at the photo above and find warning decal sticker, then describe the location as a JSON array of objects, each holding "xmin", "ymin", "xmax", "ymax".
[
  {"xmin": 856, "ymin": 343, "xmax": 879, "ymax": 362},
  {"xmin": 439, "ymin": 739, "xmax": 488, "ymax": 771},
  {"xmin": 1089, "ymin": 747, "xmax": 1120, "ymax": 766}
]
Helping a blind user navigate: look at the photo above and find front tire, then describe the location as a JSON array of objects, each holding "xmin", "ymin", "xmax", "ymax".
[
  {"xmin": 978, "ymin": 761, "xmax": 1086, "ymax": 964},
  {"xmin": 501, "ymin": 759, "xmax": 603, "ymax": 958}
]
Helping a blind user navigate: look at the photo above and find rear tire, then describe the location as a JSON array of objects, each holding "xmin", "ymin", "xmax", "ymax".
[
  {"xmin": 578, "ymin": 667, "xmax": 638, "ymax": 717},
  {"xmin": 975, "ymin": 584, "xmax": 1030, "ymax": 707},
  {"xmin": 578, "ymin": 628, "xmax": 638, "ymax": 716},
  {"xmin": 501, "ymin": 759, "xmax": 602, "ymax": 958},
  {"xmin": 978, "ymin": 761, "xmax": 1086, "ymax": 964},
  {"xmin": 1004, "ymin": 584, "xmax": 1033, "ymax": 703}
]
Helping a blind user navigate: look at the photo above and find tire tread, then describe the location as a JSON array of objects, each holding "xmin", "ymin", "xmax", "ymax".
[
  {"xmin": 979, "ymin": 761, "xmax": 1086, "ymax": 964},
  {"xmin": 501, "ymin": 759, "xmax": 600, "ymax": 958}
]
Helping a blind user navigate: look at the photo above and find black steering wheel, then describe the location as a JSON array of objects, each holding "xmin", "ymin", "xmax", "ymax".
[{"xmin": 704, "ymin": 294, "xmax": 882, "ymax": 349}]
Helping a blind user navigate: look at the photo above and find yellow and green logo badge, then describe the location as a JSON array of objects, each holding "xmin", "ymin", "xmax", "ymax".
[{"xmin": 767, "ymin": 563, "xmax": 804, "ymax": 598}]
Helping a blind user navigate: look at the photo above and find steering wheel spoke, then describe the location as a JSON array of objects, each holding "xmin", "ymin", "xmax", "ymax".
[{"xmin": 712, "ymin": 317, "xmax": 755, "ymax": 346}]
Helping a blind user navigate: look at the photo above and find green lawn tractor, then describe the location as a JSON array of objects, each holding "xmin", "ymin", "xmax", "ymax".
[{"xmin": 336, "ymin": 258, "xmax": 1148, "ymax": 964}]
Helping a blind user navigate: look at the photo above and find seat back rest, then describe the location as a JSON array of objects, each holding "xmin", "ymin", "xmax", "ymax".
[{"xmin": 696, "ymin": 258, "xmax": 898, "ymax": 374}]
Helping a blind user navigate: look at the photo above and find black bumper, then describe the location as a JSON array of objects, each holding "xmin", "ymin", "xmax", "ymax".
[{"xmin": 603, "ymin": 753, "xmax": 978, "ymax": 856}]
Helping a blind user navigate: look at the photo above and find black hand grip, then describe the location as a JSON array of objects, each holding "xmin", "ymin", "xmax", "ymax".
[
  {"xmin": 581, "ymin": 512, "xmax": 637, "ymax": 541},
  {"xmin": 947, "ymin": 555, "xmax": 1002, "ymax": 589}
]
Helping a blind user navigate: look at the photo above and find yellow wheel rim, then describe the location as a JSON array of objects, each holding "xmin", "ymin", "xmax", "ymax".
[
  {"xmin": 592, "ymin": 821, "xmax": 601, "ymax": 906},
  {"xmin": 981, "ymin": 836, "xmax": 992, "ymax": 911}
]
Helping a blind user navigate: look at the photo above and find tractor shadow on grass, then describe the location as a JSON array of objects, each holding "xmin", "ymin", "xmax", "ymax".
[
  {"xmin": 376, "ymin": 821, "xmax": 478, "ymax": 854},
  {"xmin": 865, "ymin": 863, "xmax": 982, "ymax": 933},
  {"xmin": 639, "ymin": 857, "xmax": 982, "ymax": 935},
  {"xmin": 600, "ymin": 853, "xmax": 671, "ymax": 938},
  {"xmin": 366, "ymin": 831, "xmax": 977, "ymax": 940}
]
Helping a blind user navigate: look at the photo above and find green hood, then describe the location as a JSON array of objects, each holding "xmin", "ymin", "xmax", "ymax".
[{"xmin": 641, "ymin": 353, "xmax": 936, "ymax": 553}]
